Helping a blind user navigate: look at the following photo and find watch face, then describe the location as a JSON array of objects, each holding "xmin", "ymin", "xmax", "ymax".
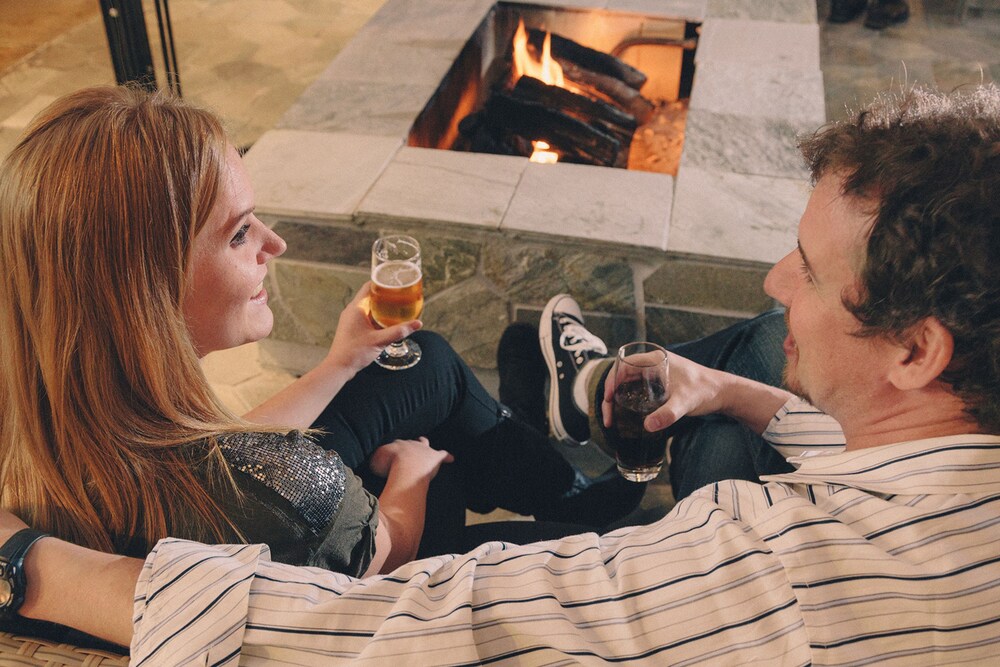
[{"xmin": 0, "ymin": 578, "xmax": 12, "ymax": 607}]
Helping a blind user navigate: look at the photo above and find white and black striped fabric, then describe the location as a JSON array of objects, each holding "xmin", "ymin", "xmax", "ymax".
[{"xmin": 130, "ymin": 398, "xmax": 1000, "ymax": 665}]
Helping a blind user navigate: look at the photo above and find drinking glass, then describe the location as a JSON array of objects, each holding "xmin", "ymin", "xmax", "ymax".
[
  {"xmin": 608, "ymin": 342, "xmax": 670, "ymax": 481},
  {"xmin": 370, "ymin": 235, "xmax": 423, "ymax": 370}
]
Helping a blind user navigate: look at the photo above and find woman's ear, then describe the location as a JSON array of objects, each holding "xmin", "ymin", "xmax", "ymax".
[{"xmin": 887, "ymin": 317, "xmax": 954, "ymax": 391}]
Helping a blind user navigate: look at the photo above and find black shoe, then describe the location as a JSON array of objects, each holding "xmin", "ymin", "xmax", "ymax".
[
  {"xmin": 828, "ymin": 0, "xmax": 867, "ymax": 22},
  {"xmin": 497, "ymin": 322, "xmax": 548, "ymax": 435},
  {"xmin": 864, "ymin": 0, "xmax": 908, "ymax": 29},
  {"xmin": 534, "ymin": 466, "xmax": 647, "ymax": 529},
  {"xmin": 540, "ymin": 294, "xmax": 608, "ymax": 446}
]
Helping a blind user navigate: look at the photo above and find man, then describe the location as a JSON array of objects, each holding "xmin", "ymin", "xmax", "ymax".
[{"xmin": 5, "ymin": 84, "xmax": 1000, "ymax": 663}]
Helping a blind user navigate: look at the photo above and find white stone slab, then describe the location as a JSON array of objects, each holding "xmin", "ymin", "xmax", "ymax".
[
  {"xmin": 691, "ymin": 61, "xmax": 826, "ymax": 125},
  {"xmin": 696, "ymin": 19, "xmax": 820, "ymax": 71},
  {"xmin": 681, "ymin": 109, "xmax": 811, "ymax": 179},
  {"xmin": 364, "ymin": 0, "xmax": 495, "ymax": 42},
  {"xmin": 359, "ymin": 147, "xmax": 527, "ymax": 229},
  {"xmin": 606, "ymin": 0, "xmax": 706, "ymax": 20},
  {"xmin": 1, "ymin": 94, "xmax": 56, "ymax": 129},
  {"xmin": 706, "ymin": 0, "xmax": 817, "ymax": 23},
  {"xmin": 243, "ymin": 130, "xmax": 402, "ymax": 220},
  {"xmin": 670, "ymin": 166, "xmax": 810, "ymax": 264},
  {"xmin": 278, "ymin": 79, "xmax": 438, "ymax": 138},
  {"xmin": 502, "ymin": 162, "xmax": 673, "ymax": 250},
  {"xmin": 504, "ymin": 0, "xmax": 608, "ymax": 8},
  {"xmin": 322, "ymin": 28, "xmax": 466, "ymax": 86}
]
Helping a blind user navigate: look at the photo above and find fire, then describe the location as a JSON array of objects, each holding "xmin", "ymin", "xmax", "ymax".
[
  {"xmin": 512, "ymin": 19, "xmax": 564, "ymax": 164},
  {"xmin": 512, "ymin": 19, "xmax": 564, "ymax": 87}
]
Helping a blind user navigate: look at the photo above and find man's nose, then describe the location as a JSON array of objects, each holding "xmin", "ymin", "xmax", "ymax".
[{"xmin": 764, "ymin": 251, "xmax": 795, "ymax": 305}]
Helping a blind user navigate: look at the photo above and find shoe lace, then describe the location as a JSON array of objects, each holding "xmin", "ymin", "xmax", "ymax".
[{"xmin": 558, "ymin": 318, "xmax": 608, "ymax": 356}]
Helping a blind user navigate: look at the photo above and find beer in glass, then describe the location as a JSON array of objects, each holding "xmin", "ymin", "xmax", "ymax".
[{"xmin": 370, "ymin": 235, "xmax": 423, "ymax": 369}]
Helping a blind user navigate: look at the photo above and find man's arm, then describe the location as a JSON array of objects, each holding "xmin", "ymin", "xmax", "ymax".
[
  {"xmin": 604, "ymin": 351, "xmax": 794, "ymax": 435},
  {"xmin": 0, "ymin": 512, "xmax": 139, "ymax": 648}
]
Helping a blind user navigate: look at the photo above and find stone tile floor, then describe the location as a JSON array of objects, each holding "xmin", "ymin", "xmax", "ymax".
[{"xmin": 2, "ymin": 0, "xmax": 997, "ymax": 525}]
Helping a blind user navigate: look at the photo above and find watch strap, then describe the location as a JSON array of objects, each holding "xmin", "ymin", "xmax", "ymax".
[{"xmin": 0, "ymin": 528, "xmax": 49, "ymax": 620}]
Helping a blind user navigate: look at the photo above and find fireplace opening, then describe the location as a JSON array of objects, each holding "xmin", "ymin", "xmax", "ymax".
[{"xmin": 408, "ymin": 3, "xmax": 699, "ymax": 176}]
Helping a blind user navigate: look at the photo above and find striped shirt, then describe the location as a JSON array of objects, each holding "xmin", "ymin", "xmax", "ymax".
[{"xmin": 129, "ymin": 398, "xmax": 1000, "ymax": 665}]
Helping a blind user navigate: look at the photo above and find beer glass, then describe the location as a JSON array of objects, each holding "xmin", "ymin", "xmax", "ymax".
[
  {"xmin": 370, "ymin": 235, "xmax": 423, "ymax": 370},
  {"xmin": 608, "ymin": 342, "xmax": 670, "ymax": 481}
]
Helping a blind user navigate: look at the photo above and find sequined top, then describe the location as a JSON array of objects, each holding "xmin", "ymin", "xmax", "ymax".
[{"xmin": 193, "ymin": 430, "xmax": 379, "ymax": 577}]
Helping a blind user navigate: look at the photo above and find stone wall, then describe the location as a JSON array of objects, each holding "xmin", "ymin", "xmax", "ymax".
[{"xmin": 261, "ymin": 216, "xmax": 775, "ymax": 371}]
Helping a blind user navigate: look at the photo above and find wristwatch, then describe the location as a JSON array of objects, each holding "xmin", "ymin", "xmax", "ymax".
[{"xmin": 0, "ymin": 528, "xmax": 49, "ymax": 621}]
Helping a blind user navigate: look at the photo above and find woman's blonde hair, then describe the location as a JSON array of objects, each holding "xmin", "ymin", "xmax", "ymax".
[{"xmin": 0, "ymin": 86, "xmax": 252, "ymax": 553}]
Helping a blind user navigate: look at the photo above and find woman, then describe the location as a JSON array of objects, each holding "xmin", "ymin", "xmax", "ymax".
[{"xmin": 0, "ymin": 86, "xmax": 641, "ymax": 582}]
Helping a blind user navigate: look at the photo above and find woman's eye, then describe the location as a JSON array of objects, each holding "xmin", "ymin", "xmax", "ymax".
[{"xmin": 230, "ymin": 223, "xmax": 251, "ymax": 247}]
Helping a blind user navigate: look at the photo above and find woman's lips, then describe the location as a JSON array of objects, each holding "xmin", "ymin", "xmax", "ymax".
[
  {"xmin": 250, "ymin": 281, "xmax": 267, "ymax": 303},
  {"xmin": 783, "ymin": 334, "xmax": 796, "ymax": 356}
]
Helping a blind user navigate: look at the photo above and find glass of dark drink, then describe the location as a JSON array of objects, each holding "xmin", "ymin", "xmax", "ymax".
[
  {"xmin": 370, "ymin": 234, "xmax": 423, "ymax": 370},
  {"xmin": 609, "ymin": 342, "xmax": 670, "ymax": 481}
]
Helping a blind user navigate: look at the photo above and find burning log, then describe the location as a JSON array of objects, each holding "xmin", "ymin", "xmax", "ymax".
[
  {"xmin": 527, "ymin": 28, "xmax": 647, "ymax": 91},
  {"xmin": 510, "ymin": 75, "xmax": 637, "ymax": 150},
  {"xmin": 461, "ymin": 90, "xmax": 623, "ymax": 167},
  {"xmin": 556, "ymin": 59, "xmax": 655, "ymax": 124}
]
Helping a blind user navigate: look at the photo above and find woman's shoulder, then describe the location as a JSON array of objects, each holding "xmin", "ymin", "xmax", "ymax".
[{"xmin": 215, "ymin": 431, "xmax": 350, "ymax": 533}]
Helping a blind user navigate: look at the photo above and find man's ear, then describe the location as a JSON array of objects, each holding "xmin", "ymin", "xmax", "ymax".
[{"xmin": 888, "ymin": 317, "xmax": 954, "ymax": 391}]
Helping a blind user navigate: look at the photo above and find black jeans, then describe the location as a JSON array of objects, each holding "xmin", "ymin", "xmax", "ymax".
[{"xmin": 310, "ymin": 330, "xmax": 637, "ymax": 555}]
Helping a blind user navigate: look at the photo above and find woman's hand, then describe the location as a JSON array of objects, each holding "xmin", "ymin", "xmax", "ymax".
[
  {"xmin": 324, "ymin": 283, "xmax": 422, "ymax": 376},
  {"xmin": 369, "ymin": 437, "xmax": 453, "ymax": 481}
]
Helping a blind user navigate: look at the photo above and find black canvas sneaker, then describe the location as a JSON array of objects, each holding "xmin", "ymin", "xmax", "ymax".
[{"xmin": 540, "ymin": 294, "xmax": 608, "ymax": 446}]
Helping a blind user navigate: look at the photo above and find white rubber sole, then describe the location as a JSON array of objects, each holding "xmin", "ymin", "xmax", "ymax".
[{"xmin": 540, "ymin": 294, "xmax": 587, "ymax": 446}]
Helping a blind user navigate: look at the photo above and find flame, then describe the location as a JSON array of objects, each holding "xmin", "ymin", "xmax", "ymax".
[
  {"xmin": 513, "ymin": 19, "xmax": 564, "ymax": 164},
  {"xmin": 529, "ymin": 141, "xmax": 559, "ymax": 164},
  {"xmin": 513, "ymin": 19, "xmax": 564, "ymax": 87}
]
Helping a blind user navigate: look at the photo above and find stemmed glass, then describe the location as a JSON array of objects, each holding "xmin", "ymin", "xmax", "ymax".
[
  {"xmin": 608, "ymin": 342, "xmax": 671, "ymax": 481},
  {"xmin": 369, "ymin": 235, "xmax": 424, "ymax": 370}
]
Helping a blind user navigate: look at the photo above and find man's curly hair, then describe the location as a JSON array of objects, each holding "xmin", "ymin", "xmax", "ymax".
[{"xmin": 799, "ymin": 84, "xmax": 1000, "ymax": 431}]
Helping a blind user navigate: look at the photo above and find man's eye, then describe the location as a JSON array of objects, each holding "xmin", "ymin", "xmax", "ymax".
[
  {"xmin": 230, "ymin": 223, "xmax": 251, "ymax": 246},
  {"xmin": 798, "ymin": 259, "xmax": 813, "ymax": 283}
]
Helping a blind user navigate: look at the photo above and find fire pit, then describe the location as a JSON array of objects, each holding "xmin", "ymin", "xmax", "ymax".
[
  {"xmin": 409, "ymin": 3, "xmax": 697, "ymax": 176},
  {"xmin": 243, "ymin": 0, "xmax": 824, "ymax": 369}
]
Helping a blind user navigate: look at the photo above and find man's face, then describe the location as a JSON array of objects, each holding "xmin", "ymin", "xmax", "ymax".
[{"xmin": 764, "ymin": 174, "xmax": 899, "ymax": 419}]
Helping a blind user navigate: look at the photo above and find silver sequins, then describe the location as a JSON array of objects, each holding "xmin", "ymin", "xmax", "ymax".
[{"xmin": 218, "ymin": 431, "xmax": 347, "ymax": 533}]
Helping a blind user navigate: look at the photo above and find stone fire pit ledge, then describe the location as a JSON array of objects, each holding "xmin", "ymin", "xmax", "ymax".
[{"xmin": 242, "ymin": 0, "xmax": 823, "ymax": 370}]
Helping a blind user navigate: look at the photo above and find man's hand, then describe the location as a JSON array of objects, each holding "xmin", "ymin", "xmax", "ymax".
[
  {"xmin": 603, "ymin": 351, "xmax": 793, "ymax": 436},
  {"xmin": 325, "ymin": 283, "xmax": 422, "ymax": 375},
  {"xmin": 603, "ymin": 352, "xmax": 725, "ymax": 432}
]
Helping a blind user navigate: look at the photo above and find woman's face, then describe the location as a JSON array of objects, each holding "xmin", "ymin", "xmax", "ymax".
[{"xmin": 183, "ymin": 145, "xmax": 287, "ymax": 357}]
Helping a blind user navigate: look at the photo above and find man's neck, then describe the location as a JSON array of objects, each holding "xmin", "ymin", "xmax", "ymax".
[{"xmin": 840, "ymin": 387, "xmax": 981, "ymax": 451}]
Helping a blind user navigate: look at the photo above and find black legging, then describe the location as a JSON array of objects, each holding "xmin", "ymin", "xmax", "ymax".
[{"xmin": 310, "ymin": 330, "xmax": 643, "ymax": 555}]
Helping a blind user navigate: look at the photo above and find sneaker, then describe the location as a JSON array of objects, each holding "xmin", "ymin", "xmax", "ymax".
[
  {"xmin": 828, "ymin": 0, "xmax": 867, "ymax": 22},
  {"xmin": 540, "ymin": 294, "xmax": 608, "ymax": 445},
  {"xmin": 497, "ymin": 322, "xmax": 549, "ymax": 435},
  {"xmin": 864, "ymin": 0, "xmax": 908, "ymax": 29}
]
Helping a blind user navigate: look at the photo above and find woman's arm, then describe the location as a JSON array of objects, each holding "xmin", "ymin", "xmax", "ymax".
[
  {"xmin": 361, "ymin": 438, "xmax": 453, "ymax": 576},
  {"xmin": 0, "ymin": 512, "xmax": 140, "ymax": 648},
  {"xmin": 240, "ymin": 283, "xmax": 421, "ymax": 429}
]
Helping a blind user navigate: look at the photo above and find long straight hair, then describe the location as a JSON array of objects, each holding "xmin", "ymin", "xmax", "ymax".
[{"xmin": 0, "ymin": 86, "xmax": 254, "ymax": 553}]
